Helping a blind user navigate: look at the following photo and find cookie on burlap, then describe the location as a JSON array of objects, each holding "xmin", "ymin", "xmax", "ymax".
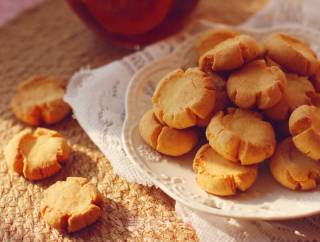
[
  {"xmin": 139, "ymin": 110, "xmax": 199, "ymax": 156},
  {"xmin": 270, "ymin": 138, "xmax": 320, "ymax": 190},
  {"xmin": 227, "ymin": 60, "xmax": 287, "ymax": 109},
  {"xmin": 264, "ymin": 33, "xmax": 319, "ymax": 76},
  {"xmin": 263, "ymin": 73, "xmax": 316, "ymax": 121},
  {"xmin": 193, "ymin": 144, "xmax": 258, "ymax": 196},
  {"xmin": 206, "ymin": 108, "xmax": 276, "ymax": 165},
  {"xmin": 199, "ymin": 34, "xmax": 263, "ymax": 72},
  {"xmin": 4, "ymin": 128, "xmax": 70, "ymax": 180},
  {"xmin": 196, "ymin": 28, "xmax": 239, "ymax": 57},
  {"xmin": 41, "ymin": 177, "xmax": 102, "ymax": 232},
  {"xmin": 152, "ymin": 67, "xmax": 217, "ymax": 129},
  {"xmin": 11, "ymin": 75, "xmax": 71, "ymax": 126},
  {"xmin": 289, "ymin": 105, "xmax": 320, "ymax": 160}
]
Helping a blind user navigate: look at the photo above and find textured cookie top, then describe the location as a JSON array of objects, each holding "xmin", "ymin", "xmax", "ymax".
[
  {"xmin": 263, "ymin": 73, "xmax": 315, "ymax": 121},
  {"xmin": 152, "ymin": 67, "xmax": 216, "ymax": 129},
  {"xmin": 4, "ymin": 128, "xmax": 70, "ymax": 180},
  {"xmin": 227, "ymin": 60, "xmax": 287, "ymax": 109},
  {"xmin": 265, "ymin": 33, "xmax": 319, "ymax": 76},
  {"xmin": 270, "ymin": 138, "xmax": 320, "ymax": 190},
  {"xmin": 41, "ymin": 177, "xmax": 102, "ymax": 232}
]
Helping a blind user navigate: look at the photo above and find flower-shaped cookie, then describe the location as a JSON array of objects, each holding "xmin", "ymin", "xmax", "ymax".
[
  {"xmin": 289, "ymin": 105, "xmax": 320, "ymax": 160},
  {"xmin": 263, "ymin": 73, "xmax": 316, "ymax": 121},
  {"xmin": 206, "ymin": 108, "xmax": 276, "ymax": 165},
  {"xmin": 152, "ymin": 67, "xmax": 217, "ymax": 129},
  {"xmin": 199, "ymin": 34, "xmax": 263, "ymax": 72},
  {"xmin": 270, "ymin": 138, "xmax": 320, "ymax": 190},
  {"xmin": 139, "ymin": 110, "xmax": 199, "ymax": 156},
  {"xmin": 227, "ymin": 60, "xmax": 287, "ymax": 109},
  {"xmin": 41, "ymin": 177, "xmax": 102, "ymax": 232},
  {"xmin": 264, "ymin": 33, "xmax": 319, "ymax": 76},
  {"xmin": 4, "ymin": 128, "xmax": 70, "ymax": 180},
  {"xmin": 11, "ymin": 75, "xmax": 71, "ymax": 126},
  {"xmin": 196, "ymin": 28, "xmax": 239, "ymax": 57},
  {"xmin": 193, "ymin": 144, "xmax": 258, "ymax": 196}
]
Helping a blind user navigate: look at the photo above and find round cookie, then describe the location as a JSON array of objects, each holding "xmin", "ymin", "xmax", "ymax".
[
  {"xmin": 40, "ymin": 177, "xmax": 102, "ymax": 232},
  {"xmin": 264, "ymin": 33, "xmax": 319, "ymax": 76},
  {"xmin": 199, "ymin": 34, "xmax": 263, "ymax": 72},
  {"xmin": 227, "ymin": 60, "xmax": 287, "ymax": 109},
  {"xmin": 139, "ymin": 110, "xmax": 199, "ymax": 156},
  {"xmin": 196, "ymin": 28, "xmax": 239, "ymax": 57},
  {"xmin": 206, "ymin": 108, "xmax": 276, "ymax": 165},
  {"xmin": 4, "ymin": 128, "xmax": 70, "ymax": 180},
  {"xmin": 193, "ymin": 144, "xmax": 258, "ymax": 196},
  {"xmin": 270, "ymin": 138, "xmax": 320, "ymax": 190},
  {"xmin": 289, "ymin": 105, "xmax": 320, "ymax": 160},
  {"xmin": 152, "ymin": 67, "xmax": 217, "ymax": 129},
  {"xmin": 11, "ymin": 75, "xmax": 71, "ymax": 126},
  {"xmin": 263, "ymin": 73, "xmax": 316, "ymax": 121}
]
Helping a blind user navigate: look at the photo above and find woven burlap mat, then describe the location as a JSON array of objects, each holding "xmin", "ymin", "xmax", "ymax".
[{"xmin": 0, "ymin": 0, "xmax": 266, "ymax": 241}]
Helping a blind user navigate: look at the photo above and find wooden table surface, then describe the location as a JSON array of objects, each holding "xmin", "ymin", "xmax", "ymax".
[{"xmin": 0, "ymin": 0, "xmax": 267, "ymax": 241}]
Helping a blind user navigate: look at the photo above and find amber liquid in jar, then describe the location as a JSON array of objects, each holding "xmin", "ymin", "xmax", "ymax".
[{"xmin": 67, "ymin": 0, "xmax": 199, "ymax": 49}]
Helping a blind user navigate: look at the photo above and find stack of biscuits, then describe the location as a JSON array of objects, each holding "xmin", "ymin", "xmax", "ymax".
[{"xmin": 139, "ymin": 28, "xmax": 320, "ymax": 196}]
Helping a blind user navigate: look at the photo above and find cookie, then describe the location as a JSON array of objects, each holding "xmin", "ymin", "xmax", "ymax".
[
  {"xmin": 206, "ymin": 108, "xmax": 276, "ymax": 165},
  {"xmin": 264, "ymin": 33, "xmax": 319, "ymax": 76},
  {"xmin": 196, "ymin": 28, "xmax": 239, "ymax": 57},
  {"xmin": 11, "ymin": 75, "xmax": 71, "ymax": 126},
  {"xmin": 227, "ymin": 60, "xmax": 286, "ymax": 109},
  {"xmin": 263, "ymin": 73, "xmax": 315, "ymax": 121},
  {"xmin": 270, "ymin": 138, "xmax": 320, "ymax": 190},
  {"xmin": 41, "ymin": 177, "xmax": 102, "ymax": 232},
  {"xmin": 4, "ymin": 128, "xmax": 70, "ymax": 180},
  {"xmin": 193, "ymin": 144, "xmax": 258, "ymax": 196},
  {"xmin": 289, "ymin": 105, "xmax": 320, "ymax": 160},
  {"xmin": 199, "ymin": 34, "xmax": 263, "ymax": 72},
  {"xmin": 139, "ymin": 110, "xmax": 199, "ymax": 156},
  {"xmin": 152, "ymin": 67, "xmax": 217, "ymax": 129}
]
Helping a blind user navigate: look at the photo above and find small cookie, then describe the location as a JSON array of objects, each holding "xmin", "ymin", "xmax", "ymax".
[
  {"xmin": 270, "ymin": 138, "xmax": 320, "ymax": 190},
  {"xmin": 196, "ymin": 28, "xmax": 239, "ymax": 57},
  {"xmin": 227, "ymin": 60, "xmax": 286, "ymax": 109},
  {"xmin": 264, "ymin": 33, "xmax": 319, "ymax": 76},
  {"xmin": 139, "ymin": 110, "xmax": 199, "ymax": 156},
  {"xmin": 289, "ymin": 105, "xmax": 320, "ymax": 160},
  {"xmin": 263, "ymin": 73, "xmax": 315, "ymax": 121},
  {"xmin": 11, "ymin": 75, "xmax": 71, "ymax": 126},
  {"xmin": 4, "ymin": 128, "xmax": 70, "ymax": 180},
  {"xmin": 152, "ymin": 67, "xmax": 216, "ymax": 129},
  {"xmin": 206, "ymin": 108, "xmax": 276, "ymax": 165},
  {"xmin": 193, "ymin": 144, "xmax": 258, "ymax": 196},
  {"xmin": 199, "ymin": 34, "xmax": 263, "ymax": 72},
  {"xmin": 41, "ymin": 177, "xmax": 102, "ymax": 232}
]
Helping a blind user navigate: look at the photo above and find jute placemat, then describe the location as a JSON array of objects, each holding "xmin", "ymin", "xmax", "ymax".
[{"xmin": 0, "ymin": 0, "xmax": 266, "ymax": 241}]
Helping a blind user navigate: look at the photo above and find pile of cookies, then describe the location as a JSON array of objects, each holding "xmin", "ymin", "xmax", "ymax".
[
  {"xmin": 139, "ymin": 28, "xmax": 320, "ymax": 196},
  {"xmin": 4, "ymin": 76, "xmax": 102, "ymax": 232}
]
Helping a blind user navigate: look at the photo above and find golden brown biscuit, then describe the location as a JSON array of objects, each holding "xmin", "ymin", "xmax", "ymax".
[
  {"xmin": 270, "ymin": 138, "xmax": 320, "ymax": 190},
  {"xmin": 139, "ymin": 110, "xmax": 199, "ymax": 156},
  {"xmin": 193, "ymin": 144, "xmax": 258, "ymax": 196},
  {"xmin": 4, "ymin": 128, "xmax": 70, "ymax": 180},
  {"xmin": 152, "ymin": 67, "xmax": 216, "ymax": 129},
  {"xmin": 11, "ymin": 75, "xmax": 71, "ymax": 126},
  {"xmin": 206, "ymin": 108, "xmax": 276, "ymax": 165},
  {"xmin": 263, "ymin": 73, "xmax": 315, "ymax": 121},
  {"xmin": 265, "ymin": 33, "xmax": 319, "ymax": 76},
  {"xmin": 199, "ymin": 34, "xmax": 263, "ymax": 72},
  {"xmin": 289, "ymin": 105, "xmax": 320, "ymax": 160},
  {"xmin": 41, "ymin": 177, "xmax": 102, "ymax": 232},
  {"xmin": 196, "ymin": 28, "xmax": 239, "ymax": 57},
  {"xmin": 227, "ymin": 60, "xmax": 286, "ymax": 109}
]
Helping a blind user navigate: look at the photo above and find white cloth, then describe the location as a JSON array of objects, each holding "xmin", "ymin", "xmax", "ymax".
[{"xmin": 64, "ymin": 1, "xmax": 320, "ymax": 241}]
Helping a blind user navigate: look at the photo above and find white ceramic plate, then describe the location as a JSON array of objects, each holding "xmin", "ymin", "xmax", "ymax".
[{"xmin": 122, "ymin": 24, "xmax": 320, "ymax": 220}]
